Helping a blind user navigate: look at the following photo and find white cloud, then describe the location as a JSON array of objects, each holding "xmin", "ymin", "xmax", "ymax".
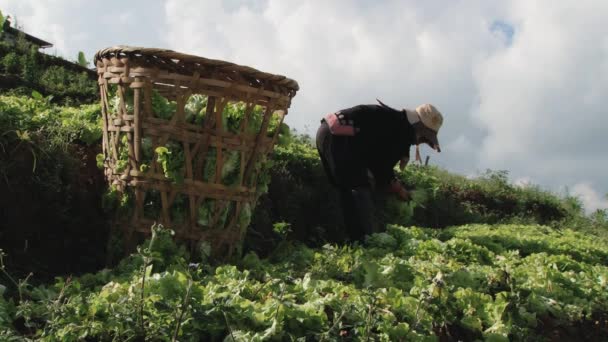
[
  {"xmin": 514, "ymin": 176, "xmax": 533, "ymax": 188},
  {"xmin": 446, "ymin": 135, "xmax": 475, "ymax": 155},
  {"xmin": 472, "ymin": 1, "xmax": 608, "ymax": 174},
  {"xmin": 571, "ymin": 182, "xmax": 608, "ymax": 213},
  {"xmin": 163, "ymin": 0, "xmax": 505, "ymax": 161},
  {"xmin": 1, "ymin": 0, "xmax": 166, "ymax": 61},
  {"xmin": 2, "ymin": 0, "xmax": 607, "ymax": 204},
  {"xmin": 163, "ymin": 0, "xmax": 606, "ymax": 201},
  {"xmin": 1, "ymin": 0, "xmax": 69, "ymax": 54}
]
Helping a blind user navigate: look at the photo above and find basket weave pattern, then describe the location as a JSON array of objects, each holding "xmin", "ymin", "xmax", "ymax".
[{"xmin": 95, "ymin": 46, "xmax": 299, "ymax": 256}]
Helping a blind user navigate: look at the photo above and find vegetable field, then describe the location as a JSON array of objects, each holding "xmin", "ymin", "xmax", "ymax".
[{"xmin": 1, "ymin": 223, "xmax": 607, "ymax": 341}]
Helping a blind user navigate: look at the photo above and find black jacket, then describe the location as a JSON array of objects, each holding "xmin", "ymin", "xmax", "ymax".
[{"xmin": 335, "ymin": 104, "xmax": 416, "ymax": 188}]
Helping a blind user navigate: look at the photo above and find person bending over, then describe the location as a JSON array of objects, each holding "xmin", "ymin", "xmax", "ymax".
[{"xmin": 316, "ymin": 99, "xmax": 444, "ymax": 242}]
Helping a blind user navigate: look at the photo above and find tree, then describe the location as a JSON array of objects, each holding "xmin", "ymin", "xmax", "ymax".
[{"xmin": 77, "ymin": 51, "xmax": 89, "ymax": 68}]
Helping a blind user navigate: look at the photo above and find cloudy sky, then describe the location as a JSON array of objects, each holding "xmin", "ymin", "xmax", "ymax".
[{"xmin": 2, "ymin": 0, "xmax": 607, "ymax": 212}]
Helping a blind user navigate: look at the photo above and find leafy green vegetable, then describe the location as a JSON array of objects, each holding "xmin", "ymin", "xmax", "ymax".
[
  {"xmin": 238, "ymin": 203, "xmax": 252, "ymax": 229},
  {"xmin": 185, "ymin": 94, "xmax": 206, "ymax": 124},
  {"xmin": 151, "ymin": 90, "xmax": 176, "ymax": 120},
  {"xmin": 196, "ymin": 199, "xmax": 233, "ymax": 229},
  {"xmin": 197, "ymin": 199, "xmax": 214, "ymax": 227},
  {"xmin": 221, "ymin": 150, "xmax": 241, "ymax": 186},
  {"xmin": 155, "ymin": 142, "xmax": 185, "ymax": 183},
  {"xmin": 96, "ymin": 153, "xmax": 105, "ymax": 169},
  {"xmin": 2, "ymin": 223, "xmax": 607, "ymax": 341}
]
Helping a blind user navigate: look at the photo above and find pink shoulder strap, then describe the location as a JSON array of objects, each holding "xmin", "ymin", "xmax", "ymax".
[{"xmin": 324, "ymin": 112, "xmax": 355, "ymax": 136}]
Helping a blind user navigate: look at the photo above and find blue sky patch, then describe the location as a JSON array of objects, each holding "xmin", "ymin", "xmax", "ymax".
[{"xmin": 491, "ymin": 20, "xmax": 515, "ymax": 46}]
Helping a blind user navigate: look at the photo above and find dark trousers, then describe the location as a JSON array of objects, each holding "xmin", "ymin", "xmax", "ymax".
[{"xmin": 316, "ymin": 122, "xmax": 375, "ymax": 242}]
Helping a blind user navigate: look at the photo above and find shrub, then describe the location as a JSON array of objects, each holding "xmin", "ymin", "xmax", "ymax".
[{"xmin": 1, "ymin": 51, "xmax": 20, "ymax": 73}]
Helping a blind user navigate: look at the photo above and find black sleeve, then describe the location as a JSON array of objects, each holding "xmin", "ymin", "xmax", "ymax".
[
  {"xmin": 347, "ymin": 104, "xmax": 413, "ymax": 189},
  {"xmin": 368, "ymin": 158, "xmax": 397, "ymax": 189},
  {"xmin": 367, "ymin": 132, "xmax": 412, "ymax": 189}
]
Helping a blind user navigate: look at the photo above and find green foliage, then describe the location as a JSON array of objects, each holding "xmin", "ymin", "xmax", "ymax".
[
  {"xmin": 95, "ymin": 152, "xmax": 104, "ymax": 169},
  {"xmin": 155, "ymin": 142, "xmax": 185, "ymax": 184},
  {"xmin": 0, "ymin": 92, "xmax": 100, "ymax": 189},
  {"xmin": 555, "ymin": 203, "xmax": 608, "ymax": 240},
  {"xmin": 39, "ymin": 65, "xmax": 97, "ymax": 101},
  {"xmin": 0, "ymin": 94, "xmax": 102, "ymax": 149},
  {"xmin": 151, "ymin": 89, "xmax": 176, "ymax": 120},
  {"xmin": 1, "ymin": 223, "xmax": 606, "ymax": 340},
  {"xmin": 20, "ymin": 46, "xmax": 40, "ymax": 84},
  {"xmin": 0, "ymin": 40, "xmax": 97, "ymax": 104},
  {"xmin": 272, "ymin": 221, "xmax": 292, "ymax": 238},
  {"xmin": 1, "ymin": 52, "xmax": 19, "ymax": 73},
  {"xmin": 393, "ymin": 166, "xmax": 570, "ymax": 228},
  {"xmin": 76, "ymin": 51, "xmax": 88, "ymax": 68},
  {"xmin": 439, "ymin": 224, "xmax": 608, "ymax": 265},
  {"xmin": 238, "ymin": 203, "xmax": 252, "ymax": 230},
  {"xmin": 184, "ymin": 94, "xmax": 206, "ymax": 123}
]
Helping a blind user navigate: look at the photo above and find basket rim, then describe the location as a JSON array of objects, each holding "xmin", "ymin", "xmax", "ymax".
[{"xmin": 94, "ymin": 45, "xmax": 299, "ymax": 94}]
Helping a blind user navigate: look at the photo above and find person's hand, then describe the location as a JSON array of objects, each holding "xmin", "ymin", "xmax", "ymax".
[
  {"xmin": 389, "ymin": 179, "xmax": 410, "ymax": 201},
  {"xmin": 397, "ymin": 186, "xmax": 410, "ymax": 201},
  {"xmin": 399, "ymin": 157, "xmax": 409, "ymax": 171}
]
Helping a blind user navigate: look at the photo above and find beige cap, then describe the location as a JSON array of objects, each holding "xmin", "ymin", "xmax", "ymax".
[
  {"xmin": 413, "ymin": 104, "xmax": 443, "ymax": 152},
  {"xmin": 416, "ymin": 104, "xmax": 443, "ymax": 132}
]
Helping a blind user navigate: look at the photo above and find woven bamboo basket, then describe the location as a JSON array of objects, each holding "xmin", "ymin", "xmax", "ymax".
[{"xmin": 95, "ymin": 46, "xmax": 299, "ymax": 257}]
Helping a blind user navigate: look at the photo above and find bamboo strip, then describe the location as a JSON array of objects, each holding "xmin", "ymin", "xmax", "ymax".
[
  {"xmin": 100, "ymin": 85, "xmax": 110, "ymax": 157},
  {"xmin": 183, "ymin": 142, "xmax": 193, "ymax": 180},
  {"xmin": 95, "ymin": 47, "xmax": 298, "ymax": 92},
  {"xmin": 101, "ymin": 71, "xmax": 292, "ymax": 105},
  {"xmin": 133, "ymin": 84, "xmax": 141, "ymax": 162},
  {"xmin": 213, "ymin": 98, "xmax": 228, "ymax": 184},
  {"xmin": 242, "ymin": 102, "xmax": 276, "ymax": 184},
  {"xmin": 143, "ymin": 80, "xmax": 153, "ymax": 119}
]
